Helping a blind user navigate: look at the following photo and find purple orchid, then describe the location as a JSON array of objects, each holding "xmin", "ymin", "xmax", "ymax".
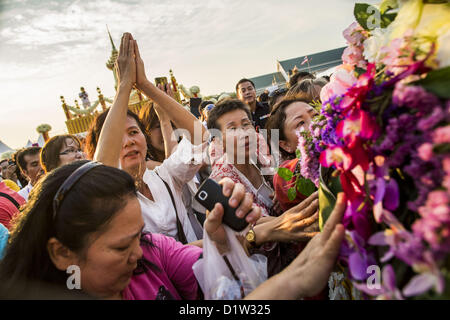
[
  {"xmin": 353, "ymin": 265, "xmax": 403, "ymax": 300},
  {"xmin": 340, "ymin": 230, "xmax": 376, "ymax": 281},
  {"xmin": 402, "ymin": 251, "xmax": 445, "ymax": 297}
]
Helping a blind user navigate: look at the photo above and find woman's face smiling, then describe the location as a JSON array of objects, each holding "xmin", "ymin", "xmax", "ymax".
[
  {"xmin": 120, "ymin": 116, "xmax": 148, "ymax": 173},
  {"xmin": 280, "ymin": 102, "xmax": 318, "ymax": 154}
]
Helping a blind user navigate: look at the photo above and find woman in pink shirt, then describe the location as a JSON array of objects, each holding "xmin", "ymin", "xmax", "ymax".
[{"xmin": 0, "ymin": 160, "xmax": 345, "ymax": 300}]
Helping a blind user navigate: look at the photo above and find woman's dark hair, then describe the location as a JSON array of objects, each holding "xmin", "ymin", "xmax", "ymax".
[
  {"xmin": 198, "ymin": 100, "xmax": 214, "ymax": 121},
  {"xmin": 288, "ymin": 71, "xmax": 315, "ymax": 88},
  {"xmin": 268, "ymin": 88, "xmax": 288, "ymax": 111},
  {"xmin": 85, "ymin": 108, "xmax": 151, "ymax": 161},
  {"xmin": 265, "ymin": 98, "xmax": 312, "ymax": 161},
  {"xmin": 41, "ymin": 134, "xmax": 82, "ymax": 173},
  {"xmin": 0, "ymin": 160, "xmax": 141, "ymax": 297},
  {"xmin": 137, "ymin": 102, "xmax": 167, "ymax": 162},
  {"xmin": 285, "ymin": 78, "xmax": 327, "ymax": 103},
  {"xmin": 207, "ymin": 98, "xmax": 252, "ymax": 131}
]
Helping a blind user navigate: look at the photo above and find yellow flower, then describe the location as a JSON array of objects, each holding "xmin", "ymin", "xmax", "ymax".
[
  {"xmin": 388, "ymin": 0, "xmax": 423, "ymax": 41},
  {"xmin": 415, "ymin": 3, "xmax": 450, "ymax": 40}
]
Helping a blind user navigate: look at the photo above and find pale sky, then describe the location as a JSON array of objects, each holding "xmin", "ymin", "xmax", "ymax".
[{"xmin": 0, "ymin": 0, "xmax": 378, "ymax": 149}]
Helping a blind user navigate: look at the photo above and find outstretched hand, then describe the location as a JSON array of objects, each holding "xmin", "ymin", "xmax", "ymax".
[
  {"xmin": 115, "ymin": 33, "xmax": 136, "ymax": 90},
  {"xmin": 288, "ymin": 192, "xmax": 346, "ymax": 298}
]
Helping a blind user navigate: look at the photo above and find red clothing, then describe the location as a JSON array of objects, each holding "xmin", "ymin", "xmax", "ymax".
[{"xmin": 0, "ymin": 181, "xmax": 25, "ymax": 230}]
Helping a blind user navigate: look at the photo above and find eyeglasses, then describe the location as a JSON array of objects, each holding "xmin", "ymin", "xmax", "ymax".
[
  {"xmin": 53, "ymin": 161, "xmax": 102, "ymax": 221},
  {"xmin": 59, "ymin": 148, "xmax": 83, "ymax": 156}
]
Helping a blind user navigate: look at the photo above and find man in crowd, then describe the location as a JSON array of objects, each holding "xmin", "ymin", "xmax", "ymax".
[
  {"xmin": 16, "ymin": 146, "xmax": 44, "ymax": 201},
  {"xmin": 0, "ymin": 157, "xmax": 22, "ymax": 190},
  {"xmin": 236, "ymin": 78, "xmax": 270, "ymax": 131}
]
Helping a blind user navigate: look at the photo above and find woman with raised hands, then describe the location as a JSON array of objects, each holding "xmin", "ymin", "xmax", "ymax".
[{"xmin": 88, "ymin": 33, "xmax": 208, "ymax": 244}]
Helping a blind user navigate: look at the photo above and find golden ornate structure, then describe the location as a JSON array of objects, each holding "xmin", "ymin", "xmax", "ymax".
[
  {"xmin": 60, "ymin": 30, "xmax": 185, "ymax": 135},
  {"xmin": 61, "ymin": 30, "xmax": 148, "ymax": 134}
]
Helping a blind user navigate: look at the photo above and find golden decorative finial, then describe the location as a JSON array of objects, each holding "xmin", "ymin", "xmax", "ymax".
[
  {"xmin": 74, "ymin": 100, "xmax": 82, "ymax": 118},
  {"xmin": 169, "ymin": 69, "xmax": 182, "ymax": 103},
  {"xmin": 97, "ymin": 87, "xmax": 107, "ymax": 112},
  {"xmin": 60, "ymin": 95, "xmax": 72, "ymax": 120}
]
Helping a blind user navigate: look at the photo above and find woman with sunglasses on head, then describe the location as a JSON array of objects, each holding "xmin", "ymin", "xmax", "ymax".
[
  {"xmin": 0, "ymin": 159, "xmax": 346, "ymax": 300},
  {"xmin": 41, "ymin": 134, "xmax": 86, "ymax": 173}
]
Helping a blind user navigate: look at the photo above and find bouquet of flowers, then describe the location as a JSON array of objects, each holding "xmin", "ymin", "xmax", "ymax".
[{"xmin": 290, "ymin": 0, "xmax": 450, "ymax": 299}]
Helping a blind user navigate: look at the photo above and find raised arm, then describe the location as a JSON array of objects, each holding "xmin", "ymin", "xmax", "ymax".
[
  {"xmin": 133, "ymin": 39, "xmax": 207, "ymax": 145},
  {"xmin": 94, "ymin": 33, "xmax": 136, "ymax": 167},
  {"xmin": 154, "ymin": 84, "xmax": 179, "ymax": 158}
]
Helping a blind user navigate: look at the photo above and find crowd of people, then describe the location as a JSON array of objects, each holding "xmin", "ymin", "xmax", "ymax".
[{"xmin": 0, "ymin": 32, "xmax": 345, "ymax": 300}]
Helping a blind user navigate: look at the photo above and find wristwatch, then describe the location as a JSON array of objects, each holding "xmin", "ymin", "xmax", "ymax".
[{"xmin": 245, "ymin": 225, "xmax": 257, "ymax": 247}]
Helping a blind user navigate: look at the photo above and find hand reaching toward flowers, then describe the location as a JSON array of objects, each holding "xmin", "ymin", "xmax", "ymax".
[{"xmin": 245, "ymin": 193, "xmax": 346, "ymax": 299}]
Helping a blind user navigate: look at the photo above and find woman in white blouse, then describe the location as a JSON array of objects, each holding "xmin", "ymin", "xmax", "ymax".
[{"xmin": 90, "ymin": 33, "xmax": 209, "ymax": 244}]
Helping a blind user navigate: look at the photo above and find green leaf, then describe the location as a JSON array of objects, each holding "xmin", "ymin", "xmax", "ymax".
[
  {"xmin": 381, "ymin": 12, "xmax": 397, "ymax": 28},
  {"xmin": 433, "ymin": 143, "xmax": 450, "ymax": 154},
  {"xmin": 354, "ymin": 66, "xmax": 367, "ymax": 77},
  {"xmin": 288, "ymin": 187, "xmax": 297, "ymax": 201},
  {"xmin": 318, "ymin": 166, "xmax": 342, "ymax": 231},
  {"xmin": 414, "ymin": 66, "xmax": 450, "ymax": 99},
  {"xmin": 379, "ymin": 0, "xmax": 398, "ymax": 14},
  {"xmin": 354, "ymin": 3, "xmax": 373, "ymax": 30},
  {"xmin": 296, "ymin": 177, "xmax": 316, "ymax": 197},
  {"xmin": 354, "ymin": 3, "xmax": 397, "ymax": 30},
  {"xmin": 277, "ymin": 167, "xmax": 293, "ymax": 181},
  {"xmin": 296, "ymin": 149, "xmax": 302, "ymax": 159}
]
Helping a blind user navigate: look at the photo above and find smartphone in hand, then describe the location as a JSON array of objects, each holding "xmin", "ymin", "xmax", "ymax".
[
  {"xmin": 155, "ymin": 77, "xmax": 168, "ymax": 88},
  {"xmin": 195, "ymin": 179, "xmax": 249, "ymax": 231}
]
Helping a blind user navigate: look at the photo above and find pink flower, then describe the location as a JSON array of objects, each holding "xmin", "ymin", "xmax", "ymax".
[
  {"xmin": 319, "ymin": 146, "xmax": 353, "ymax": 170},
  {"xmin": 320, "ymin": 65, "xmax": 357, "ymax": 103},
  {"xmin": 342, "ymin": 45, "xmax": 367, "ymax": 69},
  {"xmin": 417, "ymin": 143, "xmax": 434, "ymax": 161},
  {"xmin": 336, "ymin": 109, "xmax": 379, "ymax": 143},
  {"xmin": 343, "ymin": 22, "xmax": 366, "ymax": 46},
  {"xmin": 433, "ymin": 125, "xmax": 450, "ymax": 144},
  {"xmin": 426, "ymin": 190, "xmax": 449, "ymax": 208},
  {"xmin": 443, "ymin": 157, "xmax": 450, "ymax": 174}
]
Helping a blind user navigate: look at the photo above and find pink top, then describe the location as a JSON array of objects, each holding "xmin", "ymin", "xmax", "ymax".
[
  {"xmin": 122, "ymin": 233, "xmax": 202, "ymax": 300},
  {"xmin": 0, "ymin": 181, "xmax": 25, "ymax": 230}
]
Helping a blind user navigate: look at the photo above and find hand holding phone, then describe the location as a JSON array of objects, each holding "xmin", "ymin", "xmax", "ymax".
[{"xmin": 195, "ymin": 179, "xmax": 250, "ymax": 231}]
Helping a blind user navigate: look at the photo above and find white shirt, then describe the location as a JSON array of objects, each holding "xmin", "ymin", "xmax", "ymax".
[
  {"xmin": 18, "ymin": 182, "xmax": 33, "ymax": 201},
  {"xmin": 138, "ymin": 137, "xmax": 206, "ymax": 243}
]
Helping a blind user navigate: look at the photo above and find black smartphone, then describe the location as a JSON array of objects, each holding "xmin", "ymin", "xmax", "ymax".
[{"xmin": 194, "ymin": 179, "xmax": 249, "ymax": 231}]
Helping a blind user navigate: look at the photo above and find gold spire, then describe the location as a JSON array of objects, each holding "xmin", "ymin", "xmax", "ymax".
[
  {"xmin": 105, "ymin": 26, "xmax": 119, "ymax": 90},
  {"xmin": 169, "ymin": 69, "xmax": 182, "ymax": 103},
  {"xmin": 60, "ymin": 95, "xmax": 72, "ymax": 120}
]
